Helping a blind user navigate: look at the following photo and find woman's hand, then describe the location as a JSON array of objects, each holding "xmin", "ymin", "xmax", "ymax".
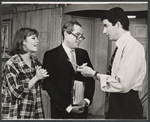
[
  {"xmin": 35, "ymin": 66, "xmax": 49, "ymax": 80},
  {"xmin": 77, "ymin": 63, "xmax": 95, "ymax": 77},
  {"xmin": 28, "ymin": 66, "xmax": 49, "ymax": 89}
]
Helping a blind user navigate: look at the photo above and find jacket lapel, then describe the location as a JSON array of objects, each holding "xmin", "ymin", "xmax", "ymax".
[
  {"xmin": 58, "ymin": 44, "xmax": 75, "ymax": 71},
  {"xmin": 75, "ymin": 49, "xmax": 82, "ymax": 66}
]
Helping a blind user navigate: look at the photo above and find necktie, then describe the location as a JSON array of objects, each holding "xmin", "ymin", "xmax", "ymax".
[
  {"xmin": 107, "ymin": 47, "xmax": 118, "ymax": 75},
  {"xmin": 106, "ymin": 47, "xmax": 118, "ymax": 98},
  {"xmin": 70, "ymin": 50, "xmax": 76, "ymax": 71}
]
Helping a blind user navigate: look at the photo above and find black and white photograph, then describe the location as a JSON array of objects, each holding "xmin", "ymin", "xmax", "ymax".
[{"xmin": 1, "ymin": 1, "xmax": 148, "ymax": 120}]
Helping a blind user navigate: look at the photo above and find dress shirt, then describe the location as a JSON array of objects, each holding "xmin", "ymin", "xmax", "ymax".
[
  {"xmin": 62, "ymin": 43, "xmax": 76, "ymax": 61},
  {"xmin": 99, "ymin": 32, "xmax": 146, "ymax": 93},
  {"xmin": 62, "ymin": 43, "xmax": 90, "ymax": 113}
]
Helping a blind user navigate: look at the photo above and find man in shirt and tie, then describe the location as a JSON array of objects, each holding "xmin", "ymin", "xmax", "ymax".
[
  {"xmin": 43, "ymin": 20, "xmax": 95, "ymax": 119},
  {"xmin": 77, "ymin": 7, "xmax": 146, "ymax": 119}
]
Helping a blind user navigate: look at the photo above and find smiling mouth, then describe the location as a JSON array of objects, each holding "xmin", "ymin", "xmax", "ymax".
[{"xmin": 34, "ymin": 44, "xmax": 38, "ymax": 47}]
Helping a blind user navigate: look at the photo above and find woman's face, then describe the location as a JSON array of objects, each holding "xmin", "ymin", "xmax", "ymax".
[{"xmin": 23, "ymin": 34, "xmax": 39, "ymax": 53}]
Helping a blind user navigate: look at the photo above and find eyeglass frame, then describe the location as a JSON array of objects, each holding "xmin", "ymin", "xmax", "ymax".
[{"xmin": 67, "ymin": 31, "xmax": 85, "ymax": 41}]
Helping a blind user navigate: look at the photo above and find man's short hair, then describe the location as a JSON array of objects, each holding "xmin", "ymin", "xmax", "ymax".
[
  {"xmin": 101, "ymin": 7, "xmax": 129, "ymax": 31},
  {"xmin": 62, "ymin": 20, "xmax": 82, "ymax": 40}
]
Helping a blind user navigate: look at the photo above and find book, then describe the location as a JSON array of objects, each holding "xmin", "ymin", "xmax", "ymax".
[{"xmin": 72, "ymin": 80, "xmax": 85, "ymax": 106}]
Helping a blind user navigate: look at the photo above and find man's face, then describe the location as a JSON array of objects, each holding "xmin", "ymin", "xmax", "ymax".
[
  {"xmin": 102, "ymin": 19, "xmax": 118, "ymax": 41},
  {"xmin": 64, "ymin": 24, "xmax": 84, "ymax": 49}
]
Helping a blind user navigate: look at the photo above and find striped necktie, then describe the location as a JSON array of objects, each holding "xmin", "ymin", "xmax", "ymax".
[
  {"xmin": 106, "ymin": 47, "xmax": 118, "ymax": 98},
  {"xmin": 107, "ymin": 47, "xmax": 118, "ymax": 75}
]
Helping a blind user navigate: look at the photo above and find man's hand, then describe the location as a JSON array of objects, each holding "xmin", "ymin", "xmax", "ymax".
[
  {"xmin": 77, "ymin": 63, "xmax": 95, "ymax": 77},
  {"xmin": 71, "ymin": 105, "xmax": 84, "ymax": 114},
  {"xmin": 71, "ymin": 99, "xmax": 88, "ymax": 114},
  {"xmin": 78, "ymin": 99, "xmax": 88, "ymax": 107}
]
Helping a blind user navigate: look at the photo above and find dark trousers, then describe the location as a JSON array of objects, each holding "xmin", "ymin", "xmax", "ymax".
[{"xmin": 106, "ymin": 90, "xmax": 143, "ymax": 119}]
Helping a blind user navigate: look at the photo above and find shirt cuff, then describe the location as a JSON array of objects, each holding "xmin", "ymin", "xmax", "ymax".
[
  {"xmin": 84, "ymin": 98, "xmax": 90, "ymax": 106},
  {"xmin": 100, "ymin": 74, "xmax": 108, "ymax": 91},
  {"xmin": 66, "ymin": 104, "xmax": 73, "ymax": 113},
  {"xmin": 66, "ymin": 99, "xmax": 90, "ymax": 113}
]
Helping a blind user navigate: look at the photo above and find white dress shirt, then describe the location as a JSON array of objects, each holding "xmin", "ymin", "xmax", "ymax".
[
  {"xmin": 62, "ymin": 43, "xmax": 90, "ymax": 112},
  {"xmin": 99, "ymin": 32, "xmax": 146, "ymax": 93},
  {"xmin": 62, "ymin": 43, "xmax": 75, "ymax": 61}
]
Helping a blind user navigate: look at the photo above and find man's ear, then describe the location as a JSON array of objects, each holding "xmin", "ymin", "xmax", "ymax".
[
  {"xmin": 64, "ymin": 31, "xmax": 68, "ymax": 36},
  {"xmin": 116, "ymin": 21, "xmax": 122, "ymax": 28}
]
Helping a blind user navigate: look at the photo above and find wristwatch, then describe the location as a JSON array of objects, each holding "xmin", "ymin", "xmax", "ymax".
[{"xmin": 93, "ymin": 71, "xmax": 99, "ymax": 80}]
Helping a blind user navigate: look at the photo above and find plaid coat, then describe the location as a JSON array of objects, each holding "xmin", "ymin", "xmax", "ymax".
[{"xmin": 1, "ymin": 54, "xmax": 45, "ymax": 119}]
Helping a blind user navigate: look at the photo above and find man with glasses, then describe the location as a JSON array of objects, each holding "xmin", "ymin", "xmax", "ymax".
[{"xmin": 43, "ymin": 20, "xmax": 95, "ymax": 119}]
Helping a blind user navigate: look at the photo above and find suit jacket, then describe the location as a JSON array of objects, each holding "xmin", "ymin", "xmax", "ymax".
[{"xmin": 43, "ymin": 44, "xmax": 95, "ymax": 118}]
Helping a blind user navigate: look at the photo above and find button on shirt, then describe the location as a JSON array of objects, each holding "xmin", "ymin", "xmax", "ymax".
[{"xmin": 100, "ymin": 32, "xmax": 146, "ymax": 93}]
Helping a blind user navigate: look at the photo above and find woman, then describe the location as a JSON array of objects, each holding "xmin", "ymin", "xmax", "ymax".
[{"xmin": 1, "ymin": 28, "xmax": 49, "ymax": 119}]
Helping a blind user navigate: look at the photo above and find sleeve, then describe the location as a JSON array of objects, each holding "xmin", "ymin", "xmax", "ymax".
[
  {"xmin": 100, "ymin": 44, "xmax": 146, "ymax": 93},
  {"xmin": 83, "ymin": 51, "xmax": 95, "ymax": 105},
  {"xmin": 43, "ymin": 52, "xmax": 70, "ymax": 111},
  {"xmin": 4, "ymin": 64, "xmax": 29, "ymax": 99}
]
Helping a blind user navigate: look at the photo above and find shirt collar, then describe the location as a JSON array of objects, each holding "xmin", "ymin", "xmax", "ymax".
[
  {"xmin": 62, "ymin": 42, "xmax": 72, "ymax": 54},
  {"xmin": 115, "ymin": 31, "xmax": 131, "ymax": 48}
]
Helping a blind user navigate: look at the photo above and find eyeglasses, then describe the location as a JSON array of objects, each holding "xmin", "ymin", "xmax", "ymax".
[{"xmin": 67, "ymin": 31, "xmax": 85, "ymax": 41}]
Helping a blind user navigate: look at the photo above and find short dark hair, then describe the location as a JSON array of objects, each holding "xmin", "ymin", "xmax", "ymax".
[
  {"xmin": 62, "ymin": 20, "xmax": 82, "ymax": 40},
  {"xmin": 101, "ymin": 7, "xmax": 129, "ymax": 31},
  {"xmin": 9, "ymin": 27, "xmax": 38, "ymax": 56}
]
